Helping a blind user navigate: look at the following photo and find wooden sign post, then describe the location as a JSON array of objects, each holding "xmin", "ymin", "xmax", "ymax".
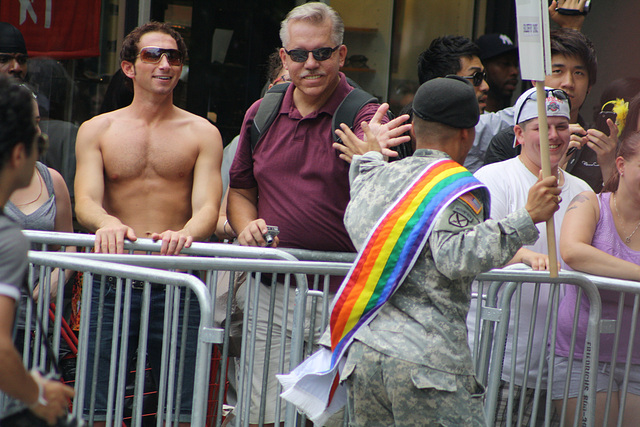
[{"xmin": 515, "ymin": 0, "xmax": 558, "ymax": 278}]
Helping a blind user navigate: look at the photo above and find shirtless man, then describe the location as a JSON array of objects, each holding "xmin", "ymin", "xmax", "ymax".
[
  {"xmin": 74, "ymin": 22, "xmax": 222, "ymax": 425},
  {"xmin": 75, "ymin": 23, "xmax": 222, "ymax": 256}
]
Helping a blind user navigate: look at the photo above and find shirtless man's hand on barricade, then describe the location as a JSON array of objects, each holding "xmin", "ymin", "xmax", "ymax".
[
  {"xmin": 525, "ymin": 172, "xmax": 562, "ymax": 224},
  {"xmin": 95, "ymin": 218, "xmax": 137, "ymax": 254},
  {"xmin": 237, "ymin": 219, "xmax": 279, "ymax": 248},
  {"xmin": 151, "ymin": 229, "xmax": 193, "ymax": 255}
]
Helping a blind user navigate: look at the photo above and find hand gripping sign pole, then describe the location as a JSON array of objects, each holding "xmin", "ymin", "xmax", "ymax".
[{"xmin": 515, "ymin": 0, "xmax": 558, "ymax": 278}]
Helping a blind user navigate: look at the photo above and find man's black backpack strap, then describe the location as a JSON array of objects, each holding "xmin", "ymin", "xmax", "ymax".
[
  {"xmin": 250, "ymin": 82, "xmax": 291, "ymax": 152},
  {"xmin": 249, "ymin": 82, "xmax": 378, "ymax": 151},
  {"xmin": 331, "ymin": 88, "xmax": 377, "ymax": 144}
]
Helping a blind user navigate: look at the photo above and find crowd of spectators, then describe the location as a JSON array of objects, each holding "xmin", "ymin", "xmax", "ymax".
[{"xmin": 2, "ymin": 0, "xmax": 640, "ymax": 425}]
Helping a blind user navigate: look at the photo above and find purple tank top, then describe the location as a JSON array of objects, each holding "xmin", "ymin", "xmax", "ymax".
[{"xmin": 555, "ymin": 192, "xmax": 640, "ymax": 363}]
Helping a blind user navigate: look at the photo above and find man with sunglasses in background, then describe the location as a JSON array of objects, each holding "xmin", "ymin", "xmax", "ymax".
[
  {"xmin": 393, "ymin": 35, "xmax": 512, "ymax": 172},
  {"xmin": 468, "ymin": 87, "xmax": 591, "ymax": 425},
  {"xmin": 392, "ymin": 5, "xmax": 592, "ymax": 173},
  {"xmin": 74, "ymin": 22, "xmax": 223, "ymax": 426},
  {"xmin": 227, "ymin": 2, "xmax": 396, "ymax": 425},
  {"xmin": 0, "ymin": 23, "xmax": 28, "ymax": 81}
]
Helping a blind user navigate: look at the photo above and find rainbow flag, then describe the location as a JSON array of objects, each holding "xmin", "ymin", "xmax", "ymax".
[{"xmin": 278, "ymin": 158, "xmax": 488, "ymax": 424}]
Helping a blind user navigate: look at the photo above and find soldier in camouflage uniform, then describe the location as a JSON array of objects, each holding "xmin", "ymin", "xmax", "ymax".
[{"xmin": 334, "ymin": 76, "xmax": 562, "ymax": 426}]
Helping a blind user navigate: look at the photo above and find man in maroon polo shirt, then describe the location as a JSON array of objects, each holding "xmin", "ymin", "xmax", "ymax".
[{"xmin": 227, "ymin": 2, "xmax": 389, "ymax": 425}]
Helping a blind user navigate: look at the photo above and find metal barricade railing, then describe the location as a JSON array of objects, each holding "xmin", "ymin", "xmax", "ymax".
[
  {"xmin": 472, "ymin": 267, "xmax": 605, "ymax": 427},
  {"xmin": 25, "ymin": 251, "xmax": 219, "ymax": 427},
  {"xmin": 23, "ymin": 230, "xmax": 301, "ymax": 261},
  {"xmin": 38, "ymin": 250, "xmax": 351, "ymax": 427},
  {"xmin": 28, "ymin": 231, "xmax": 640, "ymax": 427},
  {"xmin": 568, "ymin": 273, "xmax": 640, "ymax": 427},
  {"xmin": 21, "ymin": 231, "xmax": 357, "ymax": 426}
]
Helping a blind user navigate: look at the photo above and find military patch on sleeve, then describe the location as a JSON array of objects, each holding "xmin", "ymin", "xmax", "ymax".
[
  {"xmin": 459, "ymin": 192, "xmax": 483, "ymax": 215},
  {"xmin": 448, "ymin": 211, "xmax": 471, "ymax": 228}
]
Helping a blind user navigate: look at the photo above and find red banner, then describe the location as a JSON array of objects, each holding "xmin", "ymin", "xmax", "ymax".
[{"xmin": 0, "ymin": 0, "xmax": 102, "ymax": 59}]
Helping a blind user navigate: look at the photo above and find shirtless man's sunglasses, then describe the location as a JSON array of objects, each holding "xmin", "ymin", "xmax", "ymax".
[{"xmin": 137, "ymin": 47, "xmax": 183, "ymax": 66}]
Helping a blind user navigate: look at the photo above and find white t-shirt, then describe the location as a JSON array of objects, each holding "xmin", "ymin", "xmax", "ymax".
[{"xmin": 468, "ymin": 156, "xmax": 591, "ymax": 388}]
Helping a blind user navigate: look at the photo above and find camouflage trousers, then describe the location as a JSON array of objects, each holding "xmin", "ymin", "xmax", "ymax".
[{"xmin": 343, "ymin": 341, "xmax": 486, "ymax": 427}]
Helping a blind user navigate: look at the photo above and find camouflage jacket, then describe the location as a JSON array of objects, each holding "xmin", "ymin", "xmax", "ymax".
[{"xmin": 343, "ymin": 149, "xmax": 539, "ymax": 375}]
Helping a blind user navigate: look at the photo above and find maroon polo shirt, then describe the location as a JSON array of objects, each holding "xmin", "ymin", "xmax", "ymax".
[{"xmin": 230, "ymin": 74, "xmax": 383, "ymax": 290}]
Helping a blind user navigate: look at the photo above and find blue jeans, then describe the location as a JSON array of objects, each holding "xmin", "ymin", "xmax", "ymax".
[{"xmin": 82, "ymin": 275, "xmax": 199, "ymax": 422}]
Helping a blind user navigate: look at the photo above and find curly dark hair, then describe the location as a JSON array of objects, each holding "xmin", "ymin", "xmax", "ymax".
[
  {"xmin": 0, "ymin": 75, "xmax": 37, "ymax": 168},
  {"xmin": 417, "ymin": 36, "xmax": 481, "ymax": 85},
  {"xmin": 120, "ymin": 21, "xmax": 188, "ymax": 64}
]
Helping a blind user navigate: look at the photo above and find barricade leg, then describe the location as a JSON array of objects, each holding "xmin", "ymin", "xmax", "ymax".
[
  {"xmin": 81, "ymin": 276, "xmax": 201, "ymax": 425},
  {"xmin": 233, "ymin": 275, "xmax": 324, "ymax": 426}
]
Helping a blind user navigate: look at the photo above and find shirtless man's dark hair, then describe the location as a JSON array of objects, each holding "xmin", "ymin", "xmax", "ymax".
[{"xmin": 120, "ymin": 21, "xmax": 188, "ymax": 64}]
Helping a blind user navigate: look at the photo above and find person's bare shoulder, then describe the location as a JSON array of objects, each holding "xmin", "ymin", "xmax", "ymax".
[
  {"xmin": 77, "ymin": 109, "xmax": 123, "ymax": 142},
  {"xmin": 173, "ymin": 107, "xmax": 222, "ymax": 146}
]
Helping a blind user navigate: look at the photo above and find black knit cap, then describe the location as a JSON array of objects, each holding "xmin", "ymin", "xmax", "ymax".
[
  {"xmin": 0, "ymin": 22, "xmax": 27, "ymax": 54},
  {"xmin": 412, "ymin": 75, "xmax": 479, "ymax": 129}
]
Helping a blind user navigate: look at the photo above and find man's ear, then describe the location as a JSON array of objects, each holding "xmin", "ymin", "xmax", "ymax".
[
  {"xmin": 9, "ymin": 143, "xmax": 26, "ymax": 168},
  {"xmin": 279, "ymin": 48, "xmax": 289, "ymax": 71},
  {"xmin": 514, "ymin": 124, "xmax": 525, "ymax": 146},
  {"xmin": 337, "ymin": 44, "xmax": 347, "ymax": 68},
  {"xmin": 121, "ymin": 60, "xmax": 135, "ymax": 79}
]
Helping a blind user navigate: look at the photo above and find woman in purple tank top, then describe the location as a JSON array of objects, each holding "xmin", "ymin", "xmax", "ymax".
[{"xmin": 556, "ymin": 131, "xmax": 640, "ymax": 426}]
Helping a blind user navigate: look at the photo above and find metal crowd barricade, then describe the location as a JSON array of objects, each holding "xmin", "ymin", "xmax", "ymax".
[
  {"xmin": 570, "ymin": 273, "xmax": 640, "ymax": 427},
  {"xmin": 472, "ymin": 267, "xmax": 605, "ymax": 427},
  {"xmin": 25, "ymin": 251, "xmax": 219, "ymax": 427},
  {"xmin": 63, "ymin": 252, "xmax": 352, "ymax": 427},
  {"xmin": 22, "ymin": 231, "xmax": 354, "ymax": 426}
]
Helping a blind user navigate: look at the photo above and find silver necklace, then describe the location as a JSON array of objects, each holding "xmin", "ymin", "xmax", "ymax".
[{"xmin": 614, "ymin": 193, "xmax": 640, "ymax": 243}]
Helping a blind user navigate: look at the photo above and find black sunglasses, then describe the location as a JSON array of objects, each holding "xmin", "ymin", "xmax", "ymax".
[
  {"xmin": 515, "ymin": 88, "xmax": 572, "ymax": 125},
  {"xmin": 0, "ymin": 53, "xmax": 28, "ymax": 65},
  {"xmin": 284, "ymin": 45, "xmax": 340, "ymax": 63},
  {"xmin": 460, "ymin": 70, "xmax": 486, "ymax": 87},
  {"xmin": 137, "ymin": 47, "xmax": 183, "ymax": 66}
]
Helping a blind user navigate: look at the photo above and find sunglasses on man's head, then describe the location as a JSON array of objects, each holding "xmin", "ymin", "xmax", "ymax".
[
  {"xmin": 0, "ymin": 53, "xmax": 28, "ymax": 65},
  {"xmin": 284, "ymin": 45, "xmax": 340, "ymax": 63},
  {"xmin": 460, "ymin": 70, "xmax": 486, "ymax": 87},
  {"xmin": 515, "ymin": 88, "xmax": 572, "ymax": 124},
  {"xmin": 137, "ymin": 47, "xmax": 183, "ymax": 66}
]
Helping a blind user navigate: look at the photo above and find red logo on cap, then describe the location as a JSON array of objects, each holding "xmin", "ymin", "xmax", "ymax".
[{"xmin": 547, "ymin": 101, "xmax": 560, "ymax": 112}]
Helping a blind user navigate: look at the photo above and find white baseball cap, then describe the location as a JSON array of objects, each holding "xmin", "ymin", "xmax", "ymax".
[{"xmin": 513, "ymin": 86, "xmax": 571, "ymax": 146}]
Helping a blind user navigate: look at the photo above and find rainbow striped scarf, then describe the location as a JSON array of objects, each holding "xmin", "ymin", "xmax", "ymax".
[{"xmin": 278, "ymin": 158, "xmax": 488, "ymax": 424}]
